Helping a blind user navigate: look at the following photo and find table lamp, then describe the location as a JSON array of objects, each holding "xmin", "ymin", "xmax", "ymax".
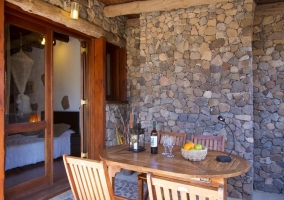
[{"xmin": 217, "ymin": 116, "xmax": 236, "ymax": 162}]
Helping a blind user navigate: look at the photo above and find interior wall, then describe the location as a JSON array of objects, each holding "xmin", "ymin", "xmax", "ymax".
[
  {"xmin": 53, "ymin": 37, "xmax": 80, "ymax": 111},
  {"xmin": 126, "ymin": 0, "xmax": 255, "ymax": 199}
]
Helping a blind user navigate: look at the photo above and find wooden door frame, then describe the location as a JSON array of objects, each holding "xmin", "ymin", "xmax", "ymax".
[
  {"xmin": 87, "ymin": 37, "xmax": 106, "ymax": 160},
  {"xmin": 0, "ymin": 0, "xmax": 5, "ymax": 199},
  {"xmin": 1, "ymin": 2, "xmax": 107, "ymax": 198},
  {"xmin": 4, "ymin": 11, "xmax": 54, "ymax": 198}
]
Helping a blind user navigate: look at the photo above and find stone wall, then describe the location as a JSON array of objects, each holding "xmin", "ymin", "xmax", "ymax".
[
  {"xmin": 253, "ymin": 13, "xmax": 284, "ymax": 194},
  {"xmin": 126, "ymin": 0, "xmax": 255, "ymax": 199},
  {"xmin": 106, "ymin": 104, "xmax": 128, "ymax": 147}
]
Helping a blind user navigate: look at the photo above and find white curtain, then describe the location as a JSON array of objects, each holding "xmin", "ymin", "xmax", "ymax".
[{"xmin": 10, "ymin": 49, "xmax": 34, "ymax": 117}]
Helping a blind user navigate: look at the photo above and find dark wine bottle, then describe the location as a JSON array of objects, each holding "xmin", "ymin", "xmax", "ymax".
[{"xmin": 150, "ymin": 121, "xmax": 158, "ymax": 154}]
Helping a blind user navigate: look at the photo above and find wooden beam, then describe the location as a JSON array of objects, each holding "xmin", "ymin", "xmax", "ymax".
[
  {"xmin": 126, "ymin": 18, "xmax": 140, "ymax": 28},
  {"xmin": 6, "ymin": 0, "xmax": 126, "ymax": 47},
  {"xmin": 104, "ymin": 0, "xmax": 233, "ymax": 17},
  {"xmin": 255, "ymin": 2, "xmax": 284, "ymax": 16},
  {"xmin": 54, "ymin": 32, "xmax": 69, "ymax": 43}
]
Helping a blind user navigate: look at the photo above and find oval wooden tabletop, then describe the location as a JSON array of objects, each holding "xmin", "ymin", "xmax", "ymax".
[{"xmin": 100, "ymin": 144, "xmax": 251, "ymax": 180}]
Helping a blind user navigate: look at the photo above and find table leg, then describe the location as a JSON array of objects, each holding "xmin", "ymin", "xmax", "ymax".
[
  {"xmin": 212, "ymin": 178, "xmax": 227, "ymax": 200},
  {"xmin": 224, "ymin": 178, "xmax": 227, "ymax": 200},
  {"xmin": 107, "ymin": 165, "xmax": 122, "ymax": 192},
  {"xmin": 137, "ymin": 176, "xmax": 144, "ymax": 200}
]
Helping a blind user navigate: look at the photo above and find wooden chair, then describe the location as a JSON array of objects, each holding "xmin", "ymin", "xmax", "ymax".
[
  {"xmin": 137, "ymin": 131, "xmax": 187, "ymax": 200},
  {"xmin": 191, "ymin": 134, "xmax": 226, "ymax": 198},
  {"xmin": 63, "ymin": 154, "xmax": 129, "ymax": 200},
  {"xmin": 158, "ymin": 130, "xmax": 187, "ymax": 146},
  {"xmin": 147, "ymin": 172, "xmax": 224, "ymax": 200},
  {"xmin": 191, "ymin": 134, "xmax": 225, "ymax": 151}
]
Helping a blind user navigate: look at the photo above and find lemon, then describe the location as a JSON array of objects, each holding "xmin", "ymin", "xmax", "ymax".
[{"xmin": 194, "ymin": 143, "xmax": 203, "ymax": 150}]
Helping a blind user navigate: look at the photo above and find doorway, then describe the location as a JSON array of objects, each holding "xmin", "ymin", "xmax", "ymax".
[
  {"xmin": 3, "ymin": 13, "xmax": 83, "ymax": 199},
  {"xmin": 1, "ymin": 2, "xmax": 108, "ymax": 198}
]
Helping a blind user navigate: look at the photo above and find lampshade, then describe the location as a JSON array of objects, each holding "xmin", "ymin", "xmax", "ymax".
[
  {"xmin": 70, "ymin": 2, "xmax": 79, "ymax": 20},
  {"xmin": 29, "ymin": 112, "xmax": 39, "ymax": 122}
]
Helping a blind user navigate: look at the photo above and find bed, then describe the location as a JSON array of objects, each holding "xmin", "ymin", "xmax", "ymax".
[{"xmin": 5, "ymin": 111, "xmax": 80, "ymax": 171}]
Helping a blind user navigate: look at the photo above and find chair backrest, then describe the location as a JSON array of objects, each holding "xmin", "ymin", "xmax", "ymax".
[
  {"xmin": 63, "ymin": 154, "xmax": 114, "ymax": 200},
  {"xmin": 158, "ymin": 130, "xmax": 187, "ymax": 146},
  {"xmin": 191, "ymin": 134, "xmax": 225, "ymax": 152},
  {"xmin": 147, "ymin": 172, "xmax": 224, "ymax": 200}
]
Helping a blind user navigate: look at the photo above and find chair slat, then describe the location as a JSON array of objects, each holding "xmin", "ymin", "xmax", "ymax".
[
  {"xmin": 191, "ymin": 134, "xmax": 225, "ymax": 152},
  {"xmin": 147, "ymin": 172, "xmax": 224, "ymax": 200},
  {"xmin": 63, "ymin": 154, "xmax": 128, "ymax": 200}
]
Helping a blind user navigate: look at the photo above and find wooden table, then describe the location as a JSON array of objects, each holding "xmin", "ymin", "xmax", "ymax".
[{"xmin": 100, "ymin": 144, "xmax": 251, "ymax": 200}]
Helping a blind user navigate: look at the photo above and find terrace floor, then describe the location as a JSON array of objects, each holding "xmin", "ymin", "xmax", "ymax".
[{"xmin": 50, "ymin": 171, "xmax": 284, "ymax": 200}]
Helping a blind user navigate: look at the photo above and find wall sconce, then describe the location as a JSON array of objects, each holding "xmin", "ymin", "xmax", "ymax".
[
  {"xmin": 70, "ymin": 2, "xmax": 79, "ymax": 20},
  {"xmin": 29, "ymin": 112, "xmax": 39, "ymax": 122}
]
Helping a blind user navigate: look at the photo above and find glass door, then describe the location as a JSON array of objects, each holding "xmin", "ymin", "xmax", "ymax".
[
  {"xmin": 52, "ymin": 32, "xmax": 81, "ymax": 182},
  {"xmin": 4, "ymin": 13, "xmax": 53, "ymax": 198}
]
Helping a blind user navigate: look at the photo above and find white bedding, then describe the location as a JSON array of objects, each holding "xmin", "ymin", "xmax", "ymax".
[{"xmin": 5, "ymin": 129, "xmax": 74, "ymax": 171}]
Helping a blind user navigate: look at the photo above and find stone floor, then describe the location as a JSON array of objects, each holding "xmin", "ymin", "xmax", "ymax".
[{"xmin": 50, "ymin": 171, "xmax": 284, "ymax": 200}]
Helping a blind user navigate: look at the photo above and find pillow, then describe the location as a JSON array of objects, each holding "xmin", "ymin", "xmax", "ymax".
[
  {"xmin": 22, "ymin": 129, "xmax": 44, "ymax": 136},
  {"xmin": 38, "ymin": 123, "xmax": 71, "ymax": 138},
  {"xmin": 54, "ymin": 123, "xmax": 71, "ymax": 137}
]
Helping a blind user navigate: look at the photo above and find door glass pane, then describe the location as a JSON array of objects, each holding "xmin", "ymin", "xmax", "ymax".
[
  {"xmin": 4, "ymin": 23, "xmax": 46, "ymax": 189},
  {"xmin": 5, "ymin": 129, "xmax": 45, "ymax": 188},
  {"xmin": 53, "ymin": 33, "xmax": 81, "ymax": 181},
  {"xmin": 5, "ymin": 24, "xmax": 45, "ymax": 124}
]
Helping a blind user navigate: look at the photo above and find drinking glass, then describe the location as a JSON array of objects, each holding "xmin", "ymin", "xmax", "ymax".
[
  {"xmin": 161, "ymin": 135, "xmax": 169, "ymax": 155},
  {"xmin": 166, "ymin": 136, "xmax": 175, "ymax": 158}
]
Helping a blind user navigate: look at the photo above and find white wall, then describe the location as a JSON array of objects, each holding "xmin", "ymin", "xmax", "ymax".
[{"xmin": 53, "ymin": 37, "xmax": 80, "ymax": 111}]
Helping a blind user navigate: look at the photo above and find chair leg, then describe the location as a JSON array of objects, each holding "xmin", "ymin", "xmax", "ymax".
[{"xmin": 112, "ymin": 177, "xmax": 115, "ymax": 193}]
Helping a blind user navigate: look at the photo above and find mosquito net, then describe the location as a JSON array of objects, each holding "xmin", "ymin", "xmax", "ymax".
[{"xmin": 10, "ymin": 49, "xmax": 34, "ymax": 117}]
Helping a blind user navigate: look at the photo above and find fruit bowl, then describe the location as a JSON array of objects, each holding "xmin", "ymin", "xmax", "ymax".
[{"xmin": 181, "ymin": 148, "xmax": 208, "ymax": 161}]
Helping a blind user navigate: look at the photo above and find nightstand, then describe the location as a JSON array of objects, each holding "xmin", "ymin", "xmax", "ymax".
[{"xmin": 70, "ymin": 133, "xmax": 81, "ymax": 157}]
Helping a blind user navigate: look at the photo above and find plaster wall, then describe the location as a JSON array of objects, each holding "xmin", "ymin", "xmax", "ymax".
[{"xmin": 53, "ymin": 37, "xmax": 80, "ymax": 111}]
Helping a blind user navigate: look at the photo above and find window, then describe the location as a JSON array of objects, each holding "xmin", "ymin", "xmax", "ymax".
[{"xmin": 106, "ymin": 42, "xmax": 127, "ymax": 102}]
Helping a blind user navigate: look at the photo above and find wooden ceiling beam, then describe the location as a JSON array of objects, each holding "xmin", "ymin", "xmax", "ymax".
[
  {"xmin": 255, "ymin": 2, "xmax": 284, "ymax": 16},
  {"xmin": 104, "ymin": 0, "xmax": 234, "ymax": 17}
]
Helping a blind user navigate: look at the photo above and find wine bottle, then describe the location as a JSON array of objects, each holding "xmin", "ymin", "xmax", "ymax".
[{"xmin": 150, "ymin": 121, "xmax": 158, "ymax": 154}]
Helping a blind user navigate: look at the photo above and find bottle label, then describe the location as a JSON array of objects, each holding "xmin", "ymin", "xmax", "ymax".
[{"xmin": 151, "ymin": 136, "xmax": 158, "ymax": 147}]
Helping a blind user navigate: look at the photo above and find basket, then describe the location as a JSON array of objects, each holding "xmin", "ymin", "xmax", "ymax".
[{"xmin": 181, "ymin": 148, "xmax": 208, "ymax": 161}]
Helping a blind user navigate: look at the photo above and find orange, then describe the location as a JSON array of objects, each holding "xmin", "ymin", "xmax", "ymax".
[{"xmin": 183, "ymin": 141, "xmax": 195, "ymax": 150}]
